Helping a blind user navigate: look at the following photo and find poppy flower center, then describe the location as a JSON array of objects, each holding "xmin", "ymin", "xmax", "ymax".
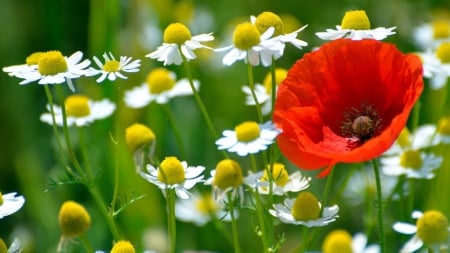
[
  {"xmin": 432, "ymin": 20, "xmax": 450, "ymax": 39},
  {"xmin": 235, "ymin": 121, "xmax": 261, "ymax": 142},
  {"xmin": 26, "ymin": 52, "xmax": 44, "ymax": 65},
  {"xmin": 291, "ymin": 191, "xmax": 321, "ymax": 221},
  {"xmin": 341, "ymin": 10, "xmax": 371, "ymax": 30},
  {"xmin": 261, "ymin": 163, "xmax": 289, "ymax": 186},
  {"xmin": 111, "ymin": 240, "xmax": 135, "ymax": 253},
  {"xmin": 38, "ymin": 50, "xmax": 68, "ymax": 76},
  {"xmin": 125, "ymin": 123, "xmax": 156, "ymax": 152},
  {"xmin": 436, "ymin": 42, "xmax": 450, "ymax": 63},
  {"xmin": 263, "ymin": 68, "xmax": 287, "ymax": 94},
  {"xmin": 64, "ymin": 95, "xmax": 91, "ymax": 117},
  {"xmin": 437, "ymin": 117, "xmax": 450, "ymax": 135},
  {"xmin": 341, "ymin": 103, "xmax": 381, "ymax": 142},
  {"xmin": 399, "ymin": 150, "xmax": 423, "ymax": 169},
  {"xmin": 233, "ymin": 22, "xmax": 261, "ymax": 50},
  {"xmin": 146, "ymin": 68, "xmax": 176, "ymax": 94},
  {"xmin": 103, "ymin": 60, "xmax": 120, "ymax": 72},
  {"xmin": 158, "ymin": 156, "xmax": 185, "ymax": 185},
  {"xmin": 163, "ymin": 23, "xmax": 192, "ymax": 45},
  {"xmin": 254, "ymin": 11, "xmax": 284, "ymax": 36},
  {"xmin": 195, "ymin": 193, "xmax": 218, "ymax": 215},
  {"xmin": 322, "ymin": 230, "xmax": 353, "ymax": 253},
  {"xmin": 416, "ymin": 210, "xmax": 449, "ymax": 245},
  {"xmin": 213, "ymin": 159, "xmax": 243, "ymax": 190}
]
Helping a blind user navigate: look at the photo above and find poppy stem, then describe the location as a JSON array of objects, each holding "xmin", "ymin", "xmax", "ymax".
[{"xmin": 372, "ymin": 159, "xmax": 386, "ymax": 253}]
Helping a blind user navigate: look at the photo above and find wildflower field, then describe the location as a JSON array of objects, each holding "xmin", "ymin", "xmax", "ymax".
[{"xmin": 0, "ymin": 0, "xmax": 449, "ymax": 252}]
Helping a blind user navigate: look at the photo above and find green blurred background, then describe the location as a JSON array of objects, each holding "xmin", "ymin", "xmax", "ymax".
[{"xmin": 0, "ymin": 0, "xmax": 449, "ymax": 252}]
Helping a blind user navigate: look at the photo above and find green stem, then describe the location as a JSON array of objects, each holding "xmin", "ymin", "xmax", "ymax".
[
  {"xmin": 320, "ymin": 166, "xmax": 335, "ymax": 215},
  {"xmin": 110, "ymin": 85, "xmax": 121, "ymax": 217},
  {"xmin": 246, "ymin": 57, "xmax": 263, "ymax": 123},
  {"xmin": 270, "ymin": 58, "xmax": 277, "ymax": 115},
  {"xmin": 166, "ymin": 188, "xmax": 177, "ymax": 253},
  {"xmin": 410, "ymin": 100, "xmax": 421, "ymax": 132},
  {"xmin": 228, "ymin": 192, "xmax": 241, "ymax": 253},
  {"xmin": 162, "ymin": 103, "xmax": 187, "ymax": 159},
  {"xmin": 250, "ymin": 155, "xmax": 269, "ymax": 253},
  {"xmin": 79, "ymin": 234, "xmax": 93, "ymax": 253},
  {"xmin": 372, "ymin": 159, "xmax": 386, "ymax": 253},
  {"xmin": 292, "ymin": 226, "xmax": 309, "ymax": 253}
]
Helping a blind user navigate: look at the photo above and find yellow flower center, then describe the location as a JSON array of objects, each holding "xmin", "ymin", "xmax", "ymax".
[
  {"xmin": 163, "ymin": 23, "xmax": 192, "ymax": 45},
  {"xmin": 195, "ymin": 193, "xmax": 218, "ymax": 215},
  {"xmin": 0, "ymin": 192, "xmax": 3, "ymax": 206},
  {"xmin": 125, "ymin": 123, "xmax": 156, "ymax": 152},
  {"xmin": 58, "ymin": 200, "xmax": 91, "ymax": 238},
  {"xmin": 233, "ymin": 22, "xmax": 261, "ymax": 50},
  {"xmin": 261, "ymin": 163, "xmax": 289, "ymax": 186},
  {"xmin": 235, "ymin": 121, "xmax": 260, "ymax": 142},
  {"xmin": 399, "ymin": 150, "xmax": 423, "ymax": 169},
  {"xmin": 111, "ymin": 240, "xmax": 136, "ymax": 253},
  {"xmin": 103, "ymin": 60, "xmax": 120, "ymax": 72},
  {"xmin": 397, "ymin": 128, "xmax": 411, "ymax": 148},
  {"xmin": 64, "ymin": 95, "xmax": 91, "ymax": 117},
  {"xmin": 38, "ymin": 50, "xmax": 68, "ymax": 75},
  {"xmin": 0, "ymin": 238, "xmax": 6, "ymax": 253},
  {"xmin": 263, "ymin": 68, "xmax": 288, "ymax": 94},
  {"xmin": 432, "ymin": 20, "xmax": 450, "ymax": 39},
  {"xmin": 437, "ymin": 117, "xmax": 450, "ymax": 135},
  {"xmin": 157, "ymin": 157, "xmax": 185, "ymax": 185},
  {"xmin": 254, "ymin": 11, "xmax": 284, "ymax": 36},
  {"xmin": 322, "ymin": 230, "xmax": 353, "ymax": 253},
  {"xmin": 341, "ymin": 10, "xmax": 371, "ymax": 30},
  {"xmin": 213, "ymin": 159, "xmax": 243, "ymax": 190},
  {"xmin": 26, "ymin": 52, "xmax": 44, "ymax": 65},
  {"xmin": 416, "ymin": 210, "xmax": 449, "ymax": 245},
  {"xmin": 291, "ymin": 191, "xmax": 321, "ymax": 221},
  {"xmin": 436, "ymin": 42, "xmax": 450, "ymax": 63},
  {"xmin": 146, "ymin": 68, "xmax": 176, "ymax": 94}
]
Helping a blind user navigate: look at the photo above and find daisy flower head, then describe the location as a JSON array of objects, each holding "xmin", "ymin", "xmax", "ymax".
[
  {"xmin": 269, "ymin": 191, "xmax": 339, "ymax": 227},
  {"xmin": 218, "ymin": 21, "xmax": 284, "ymax": 67},
  {"xmin": 413, "ymin": 19, "xmax": 450, "ymax": 50},
  {"xmin": 244, "ymin": 163, "xmax": 310, "ymax": 195},
  {"xmin": 146, "ymin": 22, "xmax": 214, "ymax": 65},
  {"xmin": 125, "ymin": 123, "xmax": 156, "ymax": 170},
  {"xmin": 415, "ymin": 48, "xmax": 450, "ymax": 89},
  {"xmin": 215, "ymin": 121, "xmax": 280, "ymax": 156},
  {"xmin": 2, "ymin": 51, "xmax": 43, "ymax": 78},
  {"xmin": 0, "ymin": 192, "xmax": 25, "ymax": 218},
  {"xmin": 40, "ymin": 94, "xmax": 116, "ymax": 127},
  {"xmin": 273, "ymin": 39, "xmax": 423, "ymax": 177},
  {"xmin": 124, "ymin": 68, "xmax": 199, "ymax": 108},
  {"xmin": 58, "ymin": 200, "xmax": 91, "ymax": 238},
  {"xmin": 242, "ymin": 68, "xmax": 288, "ymax": 116},
  {"xmin": 95, "ymin": 240, "xmax": 136, "ymax": 253},
  {"xmin": 205, "ymin": 159, "xmax": 244, "ymax": 205},
  {"xmin": 322, "ymin": 230, "xmax": 380, "ymax": 253},
  {"xmin": 0, "ymin": 238, "xmax": 22, "ymax": 253},
  {"xmin": 139, "ymin": 156, "xmax": 205, "ymax": 199},
  {"xmin": 393, "ymin": 210, "xmax": 450, "ymax": 253},
  {"xmin": 86, "ymin": 52, "xmax": 141, "ymax": 83},
  {"xmin": 316, "ymin": 10, "xmax": 396, "ymax": 40},
  {"xmin": 14, "ymin": 50, "xmax": 91, "ymax": 91}
]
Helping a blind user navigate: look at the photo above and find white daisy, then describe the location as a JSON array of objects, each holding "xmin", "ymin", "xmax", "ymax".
[
  {"xmin": 412, "ymin": 20, "xmax": 450, "ymax": 50},
  {"xmin": 269, "ymin": 191, "xmax": 339, "ymax": 227},
  {"xmin": 218, "ymin": 22, "xmax": 283, "ymax": 67},
  {"xmin": 0, "ymin": 192, "xmax": 25, "ymax": 218},
  {"xmin": 124, "ymin": 68, "xmax": 199, "ymax": 108},
  {"xmin": 380, "ymin": 150, "xmax": 443, "ymax": 179},
  {"xmin": 2, "ymin": 51, "xmax": 43, "ymax": 78},
  {"xmin": 316, "ymin": 10, "xmax": 396, "ymax": 41},
  {"xmin": 416, "ymin": 50, "xmax": 450, "ymax": 89},
  {"xmin": 322, "ymin": 230, "xmax": 380, "ymax": 253},
  {"xmin": 16, "ymin": 50, "xmax": 91, "ymax": 91},
  {"xmin": 139, "ymin": 156, "xmax": 205, "ymax": 199},
  {"xmin": 393, "ymin": 210, "xmax": 450, "ymax": 253},
  {"xmin": 410, "ymin": 118, "xmax": 450, "ymax": 146},
  {"xmin": 216, "ymin": 121, "xmax": 280, "ymax": 156},
  {"xmin": 86, "ymin": 52, "xmax": 141, "ymax": 83},
  {"xmin": 244, "ymin": 163, "xmax": 310, "ymax": 195},
  {"xmin": 146, "ymin": 22, "xmax": 214, "ymax": 65},
  {"xmin": 40, "ymin": 94, "xmax": 116, "ymax": 127}
]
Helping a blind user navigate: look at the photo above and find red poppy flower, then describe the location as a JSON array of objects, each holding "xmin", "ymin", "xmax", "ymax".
[{"xmin": 273, "ymin": 39, "xmax": 423, "ymax": 177}]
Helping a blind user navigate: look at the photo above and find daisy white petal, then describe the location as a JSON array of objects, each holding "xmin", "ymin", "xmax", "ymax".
[{"xmin": 0, "ymin": 192, "xmax": 25, "ymax": 218}]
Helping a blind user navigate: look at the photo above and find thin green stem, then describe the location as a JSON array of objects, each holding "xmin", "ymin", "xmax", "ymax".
[
  {"xmin": 250, "ymin": 155, "xmax": 269, "ymax": 253},
  {"xmin": 110, "ymin": 85, "xmax": 121, "ymax": 217},
  {"xmin": 166, "ymin": 188, "xmax": 177, "ymax": 253},
  {"xmin": 246, "ymin": 58, "xmax": 263, "ymax": 123},
  {"xmin": 320, "ymin": 166, "xmax": 335, "ymax": 215},
  {"xmin": 162, "ymin": 104, "xmax": 187, "ymax": 159},
  {"xmin": 291, "ymin": 226, "xmax": 309, "ymax": 253},
  {"xmin": 228, "ymin": 192, "xmax": 241, "ymax": 253},
  {"xmin": 410, "ymin": 101, "xmax": 421, "ymax": 132},
  {"xmin": 79, "ymin": 234, "xmax": 93, "ymax": 253},
  {"xmin": 270, "ymin": 58, "xmax": 277, "ymax": 115},
  {"xmin": 372, "ymin": 159, "xmax": 386, "ymax": 253}
]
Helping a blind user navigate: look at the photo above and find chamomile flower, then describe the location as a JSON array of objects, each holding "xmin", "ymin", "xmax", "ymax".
[
  {"xmin": 242, "ymin": 68, "xmax": 287, "ymax": 115},
  {"xmin": 139, "ymin": 157, "xmax": 205, "ymax": 199},
  {"xmin": 40, "ymin": 94, "xmax": 116, "ymax": 127},
  {"xmin": 124, "ymin": 68, "xmax": 199, "ymax": 108},
  {"xmin": 244, "ymin": 163, "xmax": 310, "ymax": 195},
  {"xmin": 146, "ymin": 22, "xmax": 214, "ymax": 65},
  {"xmin": 269, "ymin": 191, "xmax": 339, "ymax": 227},
  {"xmin": 218, "ymin": 22, "xmax": 283, "ymax": 67},
  {"xmin": 0, "ymin": 192, "xmax": 25, "ymax": 218},
  {"xmin": 215, "ymin": 121, "xmax": 280, "ymax": 156},
  {"xmin": 322, "ymin": 230, "xmax": 380, "ymax": 253},
  {"xmin": 316, "ymin": 10, "xmax": 396, "ymax": 40},
  {"xmin": 413, "ymin": 19, "xmax": 450, "ymax": 50},
  {"xmin": 2, "ymin": 51, "xmax": 42, "ymax": 78},
  {"xmin": 14, "ymin": 50, "xmax": 91, "ymax": 91},
  {"xmin": 393, "ymin": 210, "xmax": 450, "ymax": 253},
  {"xmin": 0, "ymin": 238, "xmax": 22, "ymax": 253},
  {"xmin": 87, "ymin": 52, "xmax": 141, "ymax": 83},
  {"xmin": 416, "ymin": 49, "xmax": 449, "ymax": 89}
]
